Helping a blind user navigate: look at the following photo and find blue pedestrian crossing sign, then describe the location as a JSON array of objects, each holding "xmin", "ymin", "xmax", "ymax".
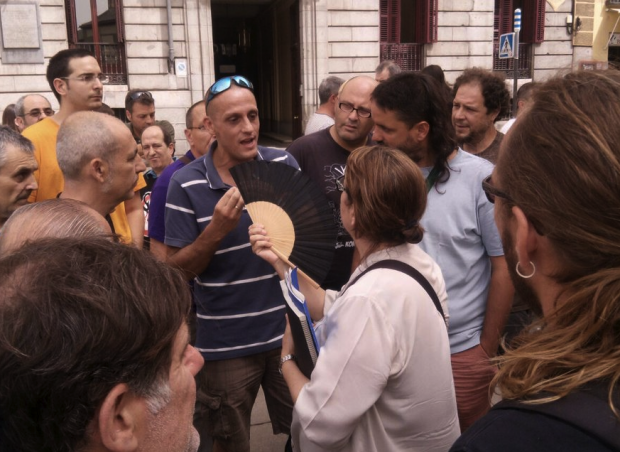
[{"xmin": 499, "ymin": 33, "xmax": 515, "ymax": 59}]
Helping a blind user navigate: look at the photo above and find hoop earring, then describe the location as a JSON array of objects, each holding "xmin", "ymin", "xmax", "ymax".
[{"xmin": 516, "ymin": 261, "xmax": 535, "ymax": 279}]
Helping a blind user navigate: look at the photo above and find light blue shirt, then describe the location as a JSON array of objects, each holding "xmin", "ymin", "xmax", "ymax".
[{"xmin": 419, "ymin": 150, "xmax": 503, "ymax": 353}]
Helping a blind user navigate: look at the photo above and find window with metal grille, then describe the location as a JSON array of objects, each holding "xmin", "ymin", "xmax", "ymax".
[
  {"xmin": 379, "ymin": 0, "xmax": 438, "ymax": 72},
  {"xmin": 493, "ymin": 0, "xmax": 545, "ymax": 78},
  {"xmin": 65, "ymin": 0, "xmax": 127, "ymax": 85}
]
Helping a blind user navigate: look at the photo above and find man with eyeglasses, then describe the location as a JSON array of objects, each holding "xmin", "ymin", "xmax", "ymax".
[
  {"xmin": 286, "ymin": 75, "xmax": 378, "ymax": 291},
  {"xmin": 164, "ymin": 76, "xmax": 298, "ymax": 451},
  {"xmin": 371, "ymin": 72, "xmax": 514, "ymax": 432},
  {"xmin": 22, "ymin": 48, "xmax": 146, "ymax": 247},
  {"xmin": 13, "ymin": 94, "xmax": 54, "ymax": 132},
  {"xmin": 148, "ymin": 100, "xmax": 214, "ymax": 261}
]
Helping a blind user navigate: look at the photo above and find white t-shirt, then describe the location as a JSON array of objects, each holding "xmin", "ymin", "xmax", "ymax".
[
  {"xmin": 304, "ymin": 112, "xmax": 335, "ymax": 135},
  {"xmin": 292, "ymin": 243, "xmax": 460, "ymax": 452}
]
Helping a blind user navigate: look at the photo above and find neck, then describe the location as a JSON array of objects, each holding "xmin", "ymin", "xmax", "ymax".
[
  {"xmin": 462, "ymin": 126, "xmax": 498, "ymax": 155},
  {"xmin": 61, "ymin": 183, "xmax": 116, "ymax": 217},
  {"xmin": 211, "ymin": 145, "xmax": 241, "ymax": 186},
  {"xmin": 329, "ymin": 126, "xmax": 367, "ymax": 153},
  {"xmin": 316, "ymin": 104, "xmax": 334, "ymax": 118},
  {"xmin": 52, "ymin": 102, "xmax": 85, "ymax": 126},
  {"xmin": 189, "ymin": 147, "xmax": 201, "ymax": 160},
  {"xmin": 354, "ymin": 237, "xmax": 390, "ymax": 265}
]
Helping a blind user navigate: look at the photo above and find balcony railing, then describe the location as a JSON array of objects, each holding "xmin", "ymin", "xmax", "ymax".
[
  {"xmin": 493, "ymin": 42, "xmax": 533, "ymax": 79},
  {"xmin": 380, "ymin": 43, "xmax": 424, "ymax": 71},
  {"xmin": 72, "ymin": 42, "xmax": 127, "ymax": 85}
]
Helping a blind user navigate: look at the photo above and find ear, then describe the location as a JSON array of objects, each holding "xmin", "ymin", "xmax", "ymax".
[
  {"xmin": 488, "ymin": 108, "xmax": 500, "ymax": 123},
  {"xmin": 54, "ymin": 78, "xmax": 68, "ymax": 98},
  {"xmin": 168, "ymin": 143, "xmax": 175, "ymax": 156},
  {"xmin": 90, "ymin": 158, "xmax": 109, "ymax": 184},
  {"xmin": 14, "ymin": 116, "xmax": 24, "ymax": 130},
  {"xmin": 512, "ymin": 205, "xmax": 539, "ymax": 271},
  {"xmin": 411, "ymin": 121, "xmax": 430, "ymax": 142},
  {"xmin": 328, "ymin": 94, "xmax": 338, "ymax": 105},
  {"xmin": 125, "ymin": 109, "xmax": 132, "ymax": 121},
  {"xmin": 204, "ymin": 116, "xmax": 216, "ymax": 137},
  {"xmin": 96, "ymin": 383, "xmax": 142, "ymax": 452}
]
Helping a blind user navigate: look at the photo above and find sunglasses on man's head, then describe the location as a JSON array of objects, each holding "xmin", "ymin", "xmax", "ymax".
[
  {"xmin": 205, "ymin": 76, "xmax": 254, "ymax": 106},
  {"xmin": 127, "ymin": 91, "xmax": 153, "ymax": 102},
  {"xmin": 482, "ymin": 175, "xmax": 513, "ymax": 204}
]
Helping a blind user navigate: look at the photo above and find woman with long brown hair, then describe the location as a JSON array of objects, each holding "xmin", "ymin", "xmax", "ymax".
[
  {"xmin": 451, "ymin": 70, "xmax": 620, "ymax": 451},
  {"xmin": 250, "ymin": 145, "xmax": 459, "ymax": 451}
]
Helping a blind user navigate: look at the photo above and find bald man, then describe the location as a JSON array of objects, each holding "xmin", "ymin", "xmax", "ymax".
[
  {"xmin": 0, "ymin": 198, "xmax": 111, "ymax": 255},
  {"xmin": 56, "ymin": 111, "xmax": 146, "ymax": 238},
  {"xmin": 163, "ymin": 76, "xmax": 298, "ymax": 451},
  {"xmin": 287, "ymin": 75, "xmax": 378, "ymax": 290}
]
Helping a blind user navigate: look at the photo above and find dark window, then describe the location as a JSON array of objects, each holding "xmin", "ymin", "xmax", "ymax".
[
  {"xmin": 493, "ymin": 0, "xmax": 545, "ymax": 78},
  {"xmin": 65, "ymin": 0, "xmax": 127, "ymax": 85},
  {"xmin": 379, "ymin": 0, "xmax": 438, "ymax": 71}
]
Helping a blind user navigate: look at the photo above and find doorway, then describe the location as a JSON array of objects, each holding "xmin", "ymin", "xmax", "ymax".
[{"xmin": 210, "ymin": 0, "xmax": 302, "ymax": 144}]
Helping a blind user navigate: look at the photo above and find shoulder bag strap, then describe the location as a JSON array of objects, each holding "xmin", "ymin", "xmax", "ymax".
[{"xmin": 345, "ymin": 259, "xmax": 445, "ymax": 321}]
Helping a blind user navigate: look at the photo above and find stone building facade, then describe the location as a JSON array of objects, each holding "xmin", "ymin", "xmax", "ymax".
[{"xmin": 0, "ymin": 0, "xmax": 610, "ymax": 146}]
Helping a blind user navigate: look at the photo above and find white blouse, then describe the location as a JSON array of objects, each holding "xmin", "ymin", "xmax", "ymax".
[{"xmin": 292, "ymin": 243, "xmax": 459, "ymax": 452}]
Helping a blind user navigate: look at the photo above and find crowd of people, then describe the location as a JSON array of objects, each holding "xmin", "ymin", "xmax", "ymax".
[{"xmin": 0, "ymin": 46, "xmax": 619, "ymax": 452}]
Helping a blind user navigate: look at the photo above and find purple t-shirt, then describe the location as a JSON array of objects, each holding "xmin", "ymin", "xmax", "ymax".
[{"xmin": 148, "ymin": 150, "xmax": 196, "ymax": 243}]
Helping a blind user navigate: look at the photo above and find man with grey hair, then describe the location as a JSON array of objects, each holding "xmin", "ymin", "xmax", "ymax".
[
  {"xmin": 13, "ymin": 94, "xmax": 54, "ymax": 132},
  {"xmin": 0, "ymin": 236, "xmax": 204, "ymax": 452},
  {"xmin": 0, "ymin": 125, "xmax": 38, "ymax": 228},
  {"xmin": 0, "ymin": 198, "xmax": 111, "ymax": 255},
  {"xmin": 375, "ymin": 60, "xmax": 402, "ymax": 82},
  {"xmin": 304, "ymin": 76, "xmax": 344, "ymax": 135},
  {"xmin": 57, "ymin": 111, "xmax": 146, "ymax": 236}
]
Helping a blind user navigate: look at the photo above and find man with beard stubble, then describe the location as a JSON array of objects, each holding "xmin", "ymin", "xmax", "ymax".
[{"xmin": 371, "ymin": 72, "xmax": 514, "ymax": 431}]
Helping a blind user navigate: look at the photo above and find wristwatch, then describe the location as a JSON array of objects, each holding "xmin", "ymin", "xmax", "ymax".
[{"xmin": 279, "ymin": 354, "xmax": 296, "ymax": 374}]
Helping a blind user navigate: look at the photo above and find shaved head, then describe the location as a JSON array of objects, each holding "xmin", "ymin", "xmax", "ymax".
[{"xmin": 57, "ymin": 111, "xmax": 133, "ymax": 180}]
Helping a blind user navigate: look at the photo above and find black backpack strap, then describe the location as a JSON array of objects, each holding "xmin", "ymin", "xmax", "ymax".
[
  {"xmin": 494, "ymin": 385, "xmax": 620, "ymax": 450},
  {"xmin": 345, "ymin": 259, "xmax": 446, "ymax": 321}
]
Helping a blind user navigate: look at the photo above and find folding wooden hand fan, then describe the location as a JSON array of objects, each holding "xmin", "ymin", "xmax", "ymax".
[{"xmin": 230, "ymin": 160, "xmax": 337, "ymax": 285}]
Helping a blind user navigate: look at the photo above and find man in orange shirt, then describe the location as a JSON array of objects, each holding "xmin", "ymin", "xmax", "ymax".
[{"xmin": 23, "ymin": 48, "xmax": 145, "ymax": 246}]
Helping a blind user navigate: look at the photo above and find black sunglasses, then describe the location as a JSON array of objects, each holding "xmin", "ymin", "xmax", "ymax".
[
  {"xmin": 482, "ymin": 175, "xmax": 513, "ymax": 204},
  {"xmin": 127, "ymin": 91, "xmax": 153, "ymax": 102},
  {"xmin": 205, "ymin": 76, "xmax": 254, "ymax": 106}
]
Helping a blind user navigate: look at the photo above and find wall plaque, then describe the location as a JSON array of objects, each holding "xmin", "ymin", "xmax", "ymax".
[{"xmin": 1, "ymin": 4, "xmax": 40, "ymax": 49}]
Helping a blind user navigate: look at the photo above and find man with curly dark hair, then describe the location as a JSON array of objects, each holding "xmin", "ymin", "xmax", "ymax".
[
  {"xmin": 371, "ymin": 72, "xmax": 514, "ymax": 432},
  {"xmin": 452, "ymin": 68, "xmax": 510, "ymax": 163}
]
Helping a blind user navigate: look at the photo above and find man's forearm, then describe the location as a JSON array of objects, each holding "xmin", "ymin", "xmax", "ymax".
[
  {"xmin": 480, "ymin": 256, "xmax": 514, "ymax": 356},
  {"xmin": 165, "ymin": 222, "xmax": 227, "ymax": 280},
  {"xmin": 124, "ymin": 192, "xmax": 144, "ymax": 249}
]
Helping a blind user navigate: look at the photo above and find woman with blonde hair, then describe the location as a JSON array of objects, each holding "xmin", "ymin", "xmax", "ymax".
[
  {"xmin": 451, "ymin": 70, "xmax": 620, "ymax": 451},
  {"xmin": 250, "ymin": 145, "xmax": 459, "ymax": 451}
]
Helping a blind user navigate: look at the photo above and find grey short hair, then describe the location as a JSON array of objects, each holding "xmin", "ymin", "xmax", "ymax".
[
  {"xmin": 57, "ymin": 111, "xmax": 121, "ymax": 180},
  {"xmin": 318, "ymin": 76, "xmax": 344, "ymax": 104},
  {"xmin": 0, "ymin": 199, "xmax": 112, "ymax": 255},
  {"xmin": 375, "ymin": 60, "xmax": 402, "ymax": 77},
  {"xmin": 0, "ymin": 125, "xmax": 34, "ymax": 167},
  {"xmin": 14, "ymin": 94, "xmax": 50, "ymax": 117}
]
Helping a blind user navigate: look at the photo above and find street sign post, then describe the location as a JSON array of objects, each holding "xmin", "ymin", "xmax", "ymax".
[{"xmin": 512, "ymin": 8, "xmax": 521, "ymax": 116}]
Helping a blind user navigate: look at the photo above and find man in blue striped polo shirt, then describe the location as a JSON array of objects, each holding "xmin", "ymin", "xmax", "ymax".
[{"xmin": 164, "ymin": 76, "xmax": 297, "ymax": 451}]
